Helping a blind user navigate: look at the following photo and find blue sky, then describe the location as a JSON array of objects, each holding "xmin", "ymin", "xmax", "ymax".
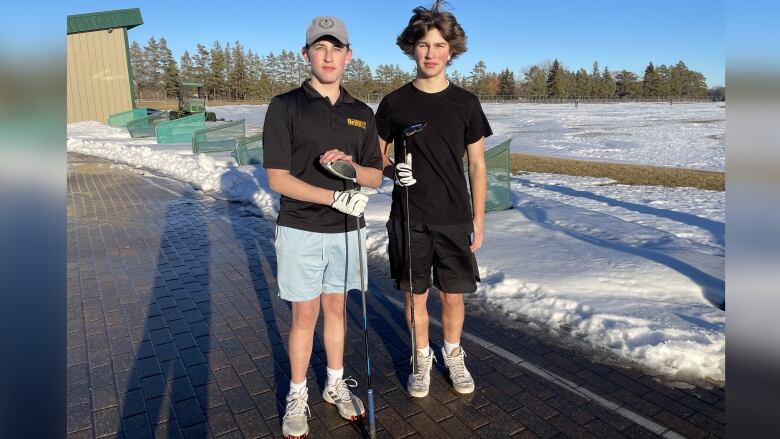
[{"xmin": 58, "ymin": 1, "xmax": 724, "ymax": 86}]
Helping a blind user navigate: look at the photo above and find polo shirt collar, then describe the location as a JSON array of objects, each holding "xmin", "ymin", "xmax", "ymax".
[{"xmin": 302, "ymin": 79, "xmax": 355, "ymax": 104}]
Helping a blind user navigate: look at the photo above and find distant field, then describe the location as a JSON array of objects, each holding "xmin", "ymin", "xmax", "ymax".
[{"xmin": 511, "ymin": 153, "xmax": 725, "ymax": 191}]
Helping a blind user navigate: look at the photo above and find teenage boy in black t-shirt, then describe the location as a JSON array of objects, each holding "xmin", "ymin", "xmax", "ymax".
[
  {"xmin": 263, "ymin": 16, "xmax": 383, "ymax": 438},
  {"xmin": 376, "ymin": 1, "xmax": 492, "ymax": 398}
]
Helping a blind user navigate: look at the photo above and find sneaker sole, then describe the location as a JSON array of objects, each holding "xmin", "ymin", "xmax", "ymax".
[
  {"xmin": 282, "ymin": 429, "xmax": 308, "ymax": 439},
  {"xmin": 453, "ymin": 383, "xmax": 475, "ymax": 394},
  {"xmin": 407, "ymin": 387, "xmax": 429, "ymax": 398},
  {"xmin": 321, "ymin": 391, "xmax": 365, "ymax": 421}
]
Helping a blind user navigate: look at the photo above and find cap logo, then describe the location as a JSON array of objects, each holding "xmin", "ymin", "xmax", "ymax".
[{"xmin": 319, "ymin": 18, "xmax": 334, "ymax": 29}]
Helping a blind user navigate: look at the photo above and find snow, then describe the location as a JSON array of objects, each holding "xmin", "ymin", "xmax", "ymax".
[{"xmin": 67, "ymin": 102, "xmax": 725, "ymax": 385}]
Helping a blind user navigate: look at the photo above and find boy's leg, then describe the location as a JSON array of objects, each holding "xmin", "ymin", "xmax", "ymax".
[
  {"xmin": 319, "ymin": 230, "xmax": 366, "ymax": 420},
  {"xmin": 289, "ymin": 296, "xmax": 321, "ymax": 383},
  {"xmin": 438, "ymin": 290, "xmax": 465, "ymax": 347},
  {"xmin": 275, "ymin": 226, "xmax": 327, "ymax": 437},
  {"xmin": 320, "ymin": 292, "xmax": 345, "ymax": 370},
  {"xmin": 431, "ymin": 223, "xmax": 479, "ymax": 394}
]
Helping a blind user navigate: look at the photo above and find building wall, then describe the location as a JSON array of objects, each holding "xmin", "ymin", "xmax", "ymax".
[{"xmin": 67, "ymin": 29, "xmax": 133, "ymax": 123}]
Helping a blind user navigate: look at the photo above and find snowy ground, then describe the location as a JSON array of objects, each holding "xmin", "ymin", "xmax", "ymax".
[{"xmin": 67, "ymin": 102, "xmax": 725, "ymax": 385}]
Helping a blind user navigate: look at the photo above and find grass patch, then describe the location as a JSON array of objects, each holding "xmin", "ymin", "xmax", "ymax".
[{"xmin": 511, "ymin": 153, "xmax": 724, "ymax": 191}]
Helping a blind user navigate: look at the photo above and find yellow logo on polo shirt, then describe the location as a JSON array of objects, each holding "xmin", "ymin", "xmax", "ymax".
[{"xmin": 347, "ymin": 118, "xmax": 367, "ymax": 129}]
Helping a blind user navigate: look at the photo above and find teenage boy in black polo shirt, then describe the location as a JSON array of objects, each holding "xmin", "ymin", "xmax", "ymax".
[
  {"xmin": 376, "ymin": 1, "xmax": 492, "ymax": 398},
  {"xmin": 263, "ymin": 16, "xmax": 383, "ymax": 438}
]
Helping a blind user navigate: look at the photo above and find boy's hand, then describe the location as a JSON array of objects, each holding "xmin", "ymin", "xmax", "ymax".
[
  {"xmin": 331, "ymin": 190, "xmax": 368, "ymax": 216},
  {"xmin": 395, "ymin": 153, "xmax": 416, "ymax": 186}
]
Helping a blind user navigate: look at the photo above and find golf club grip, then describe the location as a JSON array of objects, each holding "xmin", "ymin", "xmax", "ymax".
[{"xmin": 368, "ymin": 389, "xmax": 376, "ymax": 438}]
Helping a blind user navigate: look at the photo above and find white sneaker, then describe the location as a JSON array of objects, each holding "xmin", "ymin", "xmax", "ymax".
[
  {"xmin": 442, "ymin": 346, "xmax": 475, "ymax": 394},
  {"xmin": 282, "ymin": 388, "xmax": 310, "ymax": 438},
  {"xmin": 406, "ymin": 348, "xmax": 436, "ymax": 398},
  {"xmin": 322, "ymin": 377, "xmax": 365, "ymax": 421}
]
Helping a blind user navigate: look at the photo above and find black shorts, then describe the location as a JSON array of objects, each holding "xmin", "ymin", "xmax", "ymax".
[{"xmin": 386, "ymin": 218, "xmax": 480, "ymax": 294}]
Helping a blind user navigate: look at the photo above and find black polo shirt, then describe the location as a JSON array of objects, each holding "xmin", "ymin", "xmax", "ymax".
[{"xmin": 263, "ymin": 80, "xmax": 382, "ymax": 233}]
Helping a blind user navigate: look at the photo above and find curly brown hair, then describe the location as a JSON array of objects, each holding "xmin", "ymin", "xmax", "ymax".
[{"xmin": 396, "ymin": 0, "xmax": 467, "ymax": 66}]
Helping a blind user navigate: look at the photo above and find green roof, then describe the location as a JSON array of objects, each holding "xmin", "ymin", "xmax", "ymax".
[{"xmin": 67, "ymin": 8, "xmax": 143, "ymax": 35}]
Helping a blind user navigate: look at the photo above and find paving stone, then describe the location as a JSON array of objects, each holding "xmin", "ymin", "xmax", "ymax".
[
  {"xmin": 234, "ymin": 408, "xmax": 271, "ymax": 439},
  {"xmin": 67, "ymin": 402, "xmax": 92, "ymax": 434},
  {"xmin": 445, "ymin": 398, "xmax": 490, "ymax": 430},
  {"xmin": 654, "ymin": 410, "xmax": 708, "ymax": 438},
  {"xmin": 93, "ymin": 406, "xmax": 119, "ymax": 438}
]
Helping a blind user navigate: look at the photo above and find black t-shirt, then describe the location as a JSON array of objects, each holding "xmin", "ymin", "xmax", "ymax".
[
  {"xmin": 263, "ymin": 80, "xmax": 382, "ymax": 233},
  {"xmin": 376, "ymin": 82, "xmax": 492, "ymax": 225}
]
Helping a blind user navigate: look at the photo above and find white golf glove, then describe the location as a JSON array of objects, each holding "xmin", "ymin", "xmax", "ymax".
[
  {"xmin": 395, "ymin": 153, "xmax": 416, "ymax": 186},
  {"xmin": 331, "ymin": 190, "xmax": 368, "ymax": 217}
]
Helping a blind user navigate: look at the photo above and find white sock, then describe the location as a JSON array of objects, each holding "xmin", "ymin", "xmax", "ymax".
[
  {"xmin": 444, "ymin": 340, "xmax": 460, "ymax": 356},
  {"xmin": 289, "ymin": 379, "xmax": 307, "ymax": 396},
  {"xmin": 417, "ymin": 345, "xmax": 431, "ymax": 357},
  {"xmin": 326, "ymin": 367, "xmax": 343, "ymax": 386}
]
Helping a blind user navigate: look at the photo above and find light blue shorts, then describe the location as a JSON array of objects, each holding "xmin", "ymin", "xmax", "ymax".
[{"xmin": 274, "ymin": 225, "xmax": 368, "ymax": 302}]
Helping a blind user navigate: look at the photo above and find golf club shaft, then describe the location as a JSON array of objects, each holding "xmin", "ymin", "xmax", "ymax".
[
  {"xmin": 404, "ymin": 146, "xmax": 418, "ymax": 376},
  {"xmin": 356, "ymin": 203, "xmax": 376, "ymax": 438}
]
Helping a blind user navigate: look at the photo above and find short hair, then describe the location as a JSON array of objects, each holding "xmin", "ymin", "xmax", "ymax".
[{"xmin": 396, "ymin": 0, "xmax": 467, "ymax": 65}]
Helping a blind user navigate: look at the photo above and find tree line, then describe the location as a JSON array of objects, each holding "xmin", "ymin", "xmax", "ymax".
[{"xmin": 130, "ymin": 37, "xmax": 723, "ymax": 101}]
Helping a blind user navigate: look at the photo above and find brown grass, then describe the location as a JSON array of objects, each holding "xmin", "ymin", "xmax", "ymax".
[{"xmin": 511, "ymin": 153, "xmax": 724, "ymax": 191}]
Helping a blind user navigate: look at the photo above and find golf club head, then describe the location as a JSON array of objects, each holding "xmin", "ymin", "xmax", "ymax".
[
  {"xmin": 324, "ymin": 160, "xmax": 357, "ymax": 182},
  {"xmin": 402, "ymin": 121, "xmax": 427, "ymax": 138}
]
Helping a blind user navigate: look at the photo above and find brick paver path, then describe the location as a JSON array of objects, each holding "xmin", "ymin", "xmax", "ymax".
[{"xmin": 67, "ymin": 153, "xmax": 724, "ymax": 438}]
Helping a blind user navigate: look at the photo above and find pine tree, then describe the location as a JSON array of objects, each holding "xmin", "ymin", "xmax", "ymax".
[
  {"xmin": 469, "ymin": 60, "xmax": 492, "ymax": 96},
  {"xmin": 522, "ymin": 65, "xmax": 547, "ymax": 98},
  {"xmin": 143, "ymin": 37, "xmax": 162, "ymax": 97},
  {"xmin": 497, "ymin": 68, "xmax": 516, "ymax": 96},
  {"xmin": 208, "ymin": 41, "xmax": 226, "ymax": 99},
  {"xmin": 129, "ymin": 41, "xmax": 145, "ymax": 99},
  {"xmin": 602, "ymin": 66, "xmax": 615, "ymax": 98},
  {"xmin": 192, "ymin": 44, "xmax": 210, "ymax": 85},
  {"xmin": 642, "ymin": 62, "xmax": 660, "ymax": 97},
  {"xmin": 448, "ymin": 70, "xmax": 463, "ymax": 87},
  {"xmin": 343, "ymin": 58, "xmax": 373, "ymax": 97},
  {"xmin": 546, "ymin": 59, "xmax": 567, "ymax": 97},
  {"xmin": 574, "ymin": 68, "xmax": 589, "ymax": 97},
  {"xmin": 180, "ymin": 51, "xmax": 195, "ymax": 83},
  {"xmin": 227, "ymin": 41, "xmax": 248, "ymax": 100},
  {"xmin": 615, "ymin": 70, "xmax": 639, "ymax": 98},
  {"xmin": 159, "ymin": 37, "xmax": 180, "ymax": 98},
  {"xmin": 656, "ymin": 64, "xmax": 671, "ymax": 97},
  {"xmin": 590, "ymin": 61, "xmax": 601, "ymax": 97}
]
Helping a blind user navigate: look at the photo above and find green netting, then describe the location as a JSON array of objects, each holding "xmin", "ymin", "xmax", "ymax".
[
  {"xmin": 463, "ymin": 139, "xmax": 512, "ymax": 211},
  {"xmin": 155, "ymin": 113, "xmax": 206, "ymax": 144},
  {"xmin": 107, "ymin": 107, "xmax": 148, "ymax": 127},
  {"xmin": 235, "ymin": 133, "xmax": 263, "ymax": 166},
  {"xmin": 126, "ymin": 111, "xmax": 169, "ymax": 138},
  {"xmin": 192, "ymin": 119, "xmax": 246, "ymax": 153}
]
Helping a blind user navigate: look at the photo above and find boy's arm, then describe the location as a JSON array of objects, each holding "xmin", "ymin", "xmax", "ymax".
[
  {"xmin": 266, "ymin": 169, "xmax": 335, "ymax": 205},
  {"xmin": 379, "ymin": 137, "xmax": 396, "ymax": 180},
  {"xmin": 466, "ymin": 137, "xmax": 487, "ymax": 252}
]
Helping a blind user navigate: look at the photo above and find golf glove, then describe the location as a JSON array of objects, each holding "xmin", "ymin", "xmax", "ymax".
[
  {"xmin": 395, "ymin": 153, "xmax": 416, "ymax": 186},
  {"xmin": 332, "ymin": 190, "xmax": 368, "ymax": 217}
]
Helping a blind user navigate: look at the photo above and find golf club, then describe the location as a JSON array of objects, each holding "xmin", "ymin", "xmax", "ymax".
[
  {"xmin": 400, "ymin": 121, "xmax": 427, "ymax": 375},
  {"xmin": 322, "ymin": 159, "xmax": 376, "ymax": 439}
]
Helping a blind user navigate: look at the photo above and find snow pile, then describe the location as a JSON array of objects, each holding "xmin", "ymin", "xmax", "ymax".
[{"xmin": 67, "ymin": 121, "xmax": 278, "ymax": 213}]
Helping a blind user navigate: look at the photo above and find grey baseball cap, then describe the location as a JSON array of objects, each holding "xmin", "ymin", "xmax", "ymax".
[{"xmin": 306, "ymin": 16, "xmax": 349, "ymax": 46}]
